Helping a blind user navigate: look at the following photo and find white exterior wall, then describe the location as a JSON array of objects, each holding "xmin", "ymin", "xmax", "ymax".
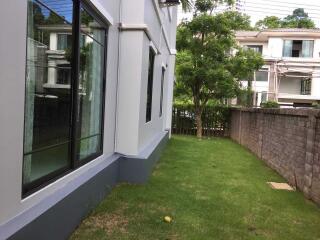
[
  {"xmin": 279, "ymin": 77, "xmax": 302, "ymax": 94},
  {"xmin": 0, "ymin": 0, "xmax": 177, "ymax": 233},
  {"xmin": 268, "ymin": 38, "xmax": 283, "ymax": 58},
  {"xmin": 313, "ymin": 39, "xmax": 320, "ymax": 58},
  {"xmin": 116, "ymin": 0, "xmax": 177, "ymax": 155},
  {"xmin": 311, "ymin": 73, "xmax": 320, "ymax": 97}
]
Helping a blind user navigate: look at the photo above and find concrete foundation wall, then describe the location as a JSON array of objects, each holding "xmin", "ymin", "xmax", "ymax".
[
  {"xmin": 230, "ymin": 108, "xmax": 320, "ymax": 205},
  {"xmin": 4, "ymin": 132, "xmax": 169, "ymax": 240}
]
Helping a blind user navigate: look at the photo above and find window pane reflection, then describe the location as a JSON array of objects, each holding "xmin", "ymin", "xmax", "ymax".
[
  {"xmin": 80, "ymin": 8, "xmax": 105, "ymax": 45},
  {"xmin": 24, "ymin": 0, "xmax": 72, "ymax": 185},
  {"xmin": 77, "ymin": 8, "xmax": 106, "ymax": 161}
]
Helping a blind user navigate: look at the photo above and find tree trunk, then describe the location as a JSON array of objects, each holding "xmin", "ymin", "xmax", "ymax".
[{"xmin": 195, "ymin": 110, "xmax": 203, "ymax": 138}]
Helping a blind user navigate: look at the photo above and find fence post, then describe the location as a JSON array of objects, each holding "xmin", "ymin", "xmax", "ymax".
[{"xmin": 303, "ymin": 114, "xmax": 316, "ymax": 198}]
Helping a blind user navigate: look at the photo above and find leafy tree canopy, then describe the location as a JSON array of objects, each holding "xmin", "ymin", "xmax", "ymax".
[
  {"xmin": 255, "ymin": 16, "xmax": 282, "ymax": 30},
  {"xmin": 176, "ymin": 0, "xmax": 264, "ymax": 138},
  {"xmin": 282, "ymin": 8, "xmax": 315, "ymax": 28},
  {"xmin": 255, "ymin": 8, "xmax": 316, "ymax": 30},
  {"xmin": 180, "ymin": 0, "xmax": 235, "ymax": 12}
]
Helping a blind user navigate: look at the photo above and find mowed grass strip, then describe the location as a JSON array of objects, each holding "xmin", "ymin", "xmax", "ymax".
[{"xmin": 71, "ymin": 135, "xmax": 320, "ymax": 240}]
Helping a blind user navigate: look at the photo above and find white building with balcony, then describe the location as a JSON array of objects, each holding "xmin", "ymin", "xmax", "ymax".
[{"xmin": 236, "ymin": 29, "xmax": 320, "ymax": 107}]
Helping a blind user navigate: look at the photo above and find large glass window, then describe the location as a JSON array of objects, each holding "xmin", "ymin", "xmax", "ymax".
[
  {"xmin": 146, "ymin": 47, "xmax": 156, "ymax": 122},
  {"xmin": 23, "ymin": 0, "xmax": 107, "ymax": 195},
  {"xmin": 283, "ymin": 40, "xmax": 314, "ymax": 58},
  {"xmin": 77, "ymin": 7, "xmax": 106, "ymax": 161}
]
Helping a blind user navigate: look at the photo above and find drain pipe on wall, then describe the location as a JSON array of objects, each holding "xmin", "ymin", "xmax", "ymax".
[{"xmin": 114, "ymin": 0, "xmax": 123, "ymax": 153}]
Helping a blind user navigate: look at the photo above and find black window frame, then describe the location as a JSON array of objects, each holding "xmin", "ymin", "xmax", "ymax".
[
  {"xmin": 22, "ymin": 0, "xmax": 108, "ymax": 197},
  {"xmin": 146, "ymin": 47, "xmax": 156, "ymax": 123},
  {"xmin": 159, "ymin": 66, "xmax": 165, "ymax": 117},
  {"xmin": 56, "ymin": 64, "xmax": 72, "ymax": 84}
]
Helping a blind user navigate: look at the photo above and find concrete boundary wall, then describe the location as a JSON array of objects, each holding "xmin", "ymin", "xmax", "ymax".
[{"xmin": 230, "ymin": 108, "xmax": 320, "ymax": 205}]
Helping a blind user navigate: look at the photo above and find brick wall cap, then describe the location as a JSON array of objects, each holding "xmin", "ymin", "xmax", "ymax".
[{"xmin": 231, "ymin": 107, "xmax": 320, "ymax": 117}]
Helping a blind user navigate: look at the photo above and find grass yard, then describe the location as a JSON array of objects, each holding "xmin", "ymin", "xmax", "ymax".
[{"xmin": 71, "ymin": 136, "xmax": 320, "ymax": 240}]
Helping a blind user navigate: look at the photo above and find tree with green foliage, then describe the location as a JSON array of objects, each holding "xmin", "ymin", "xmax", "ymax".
[
  {"xmin": 255, "ymin": 8, "xmax": 315, "ymax": 30},
  {"xmin": 222, "ymin": 11, "xmax": 253, "ymax": 30},
  {"xmin": 176, "ymin": 0, "xmax": 264, "ymax": 138},
  {"xmin": 255, "ymin": 16, "xmax": 282, "ymax": 30},
  {"xmin": 282, "ymin": 8, "xmax": 315, "ymax": 28},
  {"xmin": 180, "ymin": 0, "xmax": 235, "ymax": 12},
  {"xmin": 46, "ymin": 12, "xmax": 65, "ymax": 25}
]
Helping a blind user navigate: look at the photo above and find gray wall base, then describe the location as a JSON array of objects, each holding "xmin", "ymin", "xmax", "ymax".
[
  {"xmin": 119, "ymin": 132, "xmax": 169, "ymax": 183},
  {"xmin": 8, "ymin": 132, "xmax": 169, "ymax": 240}
]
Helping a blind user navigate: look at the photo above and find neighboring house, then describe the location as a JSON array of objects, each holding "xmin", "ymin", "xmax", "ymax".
[
  {"xmin": 0, "ymin": 0, "xmax": 178, "ymax": 239},
  {"xmin": 236, "ymin": 29, "xmax": 320, "ymax": 107}
]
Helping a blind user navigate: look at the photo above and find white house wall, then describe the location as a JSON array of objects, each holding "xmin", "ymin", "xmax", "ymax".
[
  {"xmin": 138, "ymin": 35, "xmax": 164, "ymax": 151},
  {"xmin": 116, "ymin": 31, "xmax": 145, "ymax": 155},
  {"xmin": 311, "ymin": 73, "xmax": 320, "ymax": 97},
  {"xmin": 0, "ymin": 0, "xmax": 177, "ymax": 235},
  {"xmin": 314, "ymin": 39, "xmax": 320, "ymax": 59},
  {"xmin": 116, "ymin": 0, "xmax": 177, "ymax": 155},
  {"xmin": 279, "ymin": 77, "xmax": 302, "ymax": 95},
  {"xmin": 0, "ymin": 0, "xmax": 122, "ymax": 226},
  {"xmin": 0, "ymin": 0, "xmax": 28, "ymax": 224},
  {"xmin": 269, "ymin": 38, "xmax": 283, "ymax": 58}
]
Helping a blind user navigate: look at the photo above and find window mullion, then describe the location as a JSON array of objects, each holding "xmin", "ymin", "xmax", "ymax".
[{"xmin": 70, "ymin": 0, "xmax": 81, "ymax": 169}]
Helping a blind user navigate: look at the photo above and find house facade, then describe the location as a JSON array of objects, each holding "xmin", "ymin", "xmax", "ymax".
[
  {"xmin": 0, "ymin": 0, "xmax": 178, "ymax": 239},
  {"xmin": 236, "ymin": 29, "xmax": 320, "ymax": 107}
]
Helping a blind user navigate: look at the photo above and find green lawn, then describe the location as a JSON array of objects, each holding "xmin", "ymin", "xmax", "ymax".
[{"xmin": 71, "ymin": 136, "xmax": 320, "ymax": 240}]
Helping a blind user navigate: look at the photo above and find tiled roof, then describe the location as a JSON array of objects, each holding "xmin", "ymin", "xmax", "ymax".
[
  {"xmin": 263, "ymin": 28, "xmax": 320, "ymax": 32},
  {"xmin": 235, "ymin": 31, "xmax": 259, "ymax": 37},
  {"xmin": 236, "ymin": 28, "xmax": 320, "ymax": 38}
]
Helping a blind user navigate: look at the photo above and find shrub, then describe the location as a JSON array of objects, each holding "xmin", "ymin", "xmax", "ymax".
[
  {"xmin": 172, "ymin": 103, "xmax": 231, "ymax": 136},
  {"xmin": 312, "ymin": 102, "xmax": 320, "ymax": 109},
  {"xmin": 260, "ymin": 101, "xmax": 279, "ymax": 109}
]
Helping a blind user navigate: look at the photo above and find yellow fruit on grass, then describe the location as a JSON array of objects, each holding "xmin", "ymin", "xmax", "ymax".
[{"xmin": 164, "ymin": 216, "xmax": 172, "ymax": 223}]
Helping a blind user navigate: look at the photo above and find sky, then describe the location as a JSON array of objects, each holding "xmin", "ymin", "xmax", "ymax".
[{"xmin": 178, "ymin": 0, "xmax": 320, "ymax": 27}]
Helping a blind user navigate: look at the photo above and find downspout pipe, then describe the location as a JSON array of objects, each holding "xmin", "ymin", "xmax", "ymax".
[{"xmin": 114, "ymin": 0, "xmax": 122, "ymax": 152}]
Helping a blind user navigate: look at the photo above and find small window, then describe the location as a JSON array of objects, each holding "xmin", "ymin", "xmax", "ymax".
[
  {"xmin": 57, "ymin": 34, "xmax": 72, "ymax": 50},
  {"xmin": 245, "ymin": 45, "xmax": 263, "ymax": 54},
  {"xmin": 261, "ymin": 91, "xmax": 267, "ymax": 103},
  {"xmin": 256, "ymin": 68, "xmax": 268, "ymax": 81},
  {"xmin": 57, "ymin": 64, "xmax": 71, "ymax": 84},
  {"xmin": 159, "ymin": 67, "xmax": 165, "ymax": 117},
  {"xmin": 146, "ymin": 47, "xmax": 156, "ymax": 122},
  {"xmin": 301, "ymin": 78, "xmax": 311, "ymax": 95}
]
